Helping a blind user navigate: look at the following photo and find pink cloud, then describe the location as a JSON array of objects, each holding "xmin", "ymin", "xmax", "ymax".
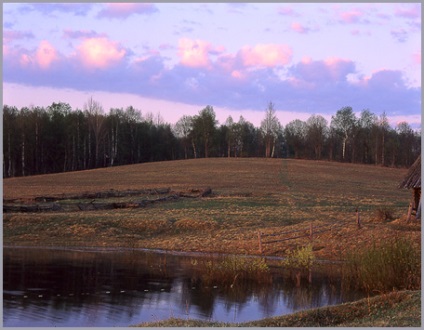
[
  {"xmin": 239, "ymin": 44, "xmax": 292, "ymax": 68},
  {"xmin": 5, "ymin": 40, "xmax": 59, "ymax": 69},
  {"xmin": 291, "ymin": 22, "xmax": 311, "ymax": 34},
  {"xmin": 357, "ymin": 69, "xmax": 411, "ymax": 92},
  {"xmin": 97, "ymin": 3, "xmax": 158, "ymax": 19},
  {"xmin": 19, "ymin": 53, "xmax": 33, "ymax": 67},
  {"xmin": 63, "ymin": 29, "xmax": 105, "ymax": 39},
  {"xmin": 36, "ymin": 40, "xmax": 59, "ymax": 69},
  {"xmin": 338, "ymin": 9, "xmax": 364, "ymax": 24},
  {"xmin": 412, "ymin": 52, "xmax": 421, "ymax": 65},
  {"xmin": 215, "ymin": 53, "xmax": 237, "ymax": 72},
  {"xmin": 278, "ymin": 6, "xmax": 300, "ymax": 17},
  {"xmin": 3, "ymin": 30, "xmax": 34, "ymax": 43},
  {"xmin": 290, "ymin": 57, "xmax": 356, "ymax": 83},
  {"xmin": 158, "ymin": 43, "xmax": 174, "ymax": 51},
  {"xmin": 76, "ymin": 37, "xmax": 126, "ymax": 69},
  {"xmin": 350, "ymin": 29, "xmax": 371, "ymax": 37},
  {"xmin": 178, "ymin": 38, "xmax": 223, "ymax": 68},
  {"xmin": 395, "ymin": 4, "xmax": 421, "ymax": 19},
  {"xmin": 291, "ymin": 22, "xmax": 304, "ymax": 33},
  {"xmin": 231, "ymin": 70, "xmax": 245, "ymax": 79},
  {"xmin": 324, "ymin": 58, "xmax": 356, "ymax": 80}
]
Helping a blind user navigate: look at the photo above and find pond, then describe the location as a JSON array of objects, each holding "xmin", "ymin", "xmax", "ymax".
[{"xmin": 3, "ymin": 246, "xmax": 366, "ymax": 327}]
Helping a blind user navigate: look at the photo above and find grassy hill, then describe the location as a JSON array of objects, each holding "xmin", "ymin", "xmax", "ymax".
[
  {"xmin": 4, "ymin": 158, "xmax": 421, "ymax": 327},
  {"xmin": 3, "ymin": 158, "xmax": 419, "ymax": 260}
]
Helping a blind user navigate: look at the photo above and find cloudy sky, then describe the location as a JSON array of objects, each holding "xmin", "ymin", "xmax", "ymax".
[{"xmin": 3, "ymin": 2, "xmax": 422, "ymax": 128}]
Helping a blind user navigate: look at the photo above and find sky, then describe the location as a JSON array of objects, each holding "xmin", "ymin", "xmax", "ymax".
[{"xmin": 2, "ymin": 2, "xmax": 422, "ymax": 129}]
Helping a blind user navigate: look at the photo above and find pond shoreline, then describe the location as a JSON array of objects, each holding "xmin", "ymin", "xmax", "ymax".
[{"xmin": 3, "ymin": 244, "xmax": 344, "ymax": 265}]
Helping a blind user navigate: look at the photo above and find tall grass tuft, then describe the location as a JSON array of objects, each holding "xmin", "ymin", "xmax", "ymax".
[
  {"xmin": 374, "ymin": 206, "xmax": 395, "ymax": 222},
  {"xmin": 282, "ymin": 244, "xmax": 315, "ymax": 270},
  {"xmin": 343, "ymin": 237, "xmax": 420, "ymax": 293},
  {"xmin": 191, "ymin": 255, "xmax": 271, "ymax": 287}
]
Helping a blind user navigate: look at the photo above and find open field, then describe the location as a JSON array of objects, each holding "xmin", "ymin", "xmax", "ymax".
[{"xmin": 3, "ymin": 158, "xmax": 421, "ymax": 260}]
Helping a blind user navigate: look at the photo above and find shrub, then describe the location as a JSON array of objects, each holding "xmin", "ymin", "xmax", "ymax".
[
  {"xmin": 343, "ymin": 237, "xmax": 420, "ymax": 293},
  {"xmin": 374, "ymin": 206, "xmax": 395, "ymax": 222},
  {"xmin": 282, "ymin": 244, "xmax": 315, "ymax": 270}
]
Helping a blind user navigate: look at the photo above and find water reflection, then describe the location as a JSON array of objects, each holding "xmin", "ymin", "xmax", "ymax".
[{"xmin": 3, "ymin": 247, "xmax": 365, "ymax": 327}]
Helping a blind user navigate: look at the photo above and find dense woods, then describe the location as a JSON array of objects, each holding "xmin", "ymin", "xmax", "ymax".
[{"xmin": 3, "ymin": 99, "xmax": 421, "ymax": 177}]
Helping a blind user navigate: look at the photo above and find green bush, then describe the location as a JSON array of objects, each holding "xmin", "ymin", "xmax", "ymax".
[
  {"xmin": 282, "ymin": 244, "xmax": 315, "ymax": 270},
  {"xmin": 343, "ymin": 237, "xmax": 420, "ymax": 293}
]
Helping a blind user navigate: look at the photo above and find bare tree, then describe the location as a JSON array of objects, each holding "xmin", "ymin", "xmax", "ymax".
[
  {"xmin": 379, "ymin": 111, "xmax": 390, "ymax": 166},
  {"xmin": 285, "ymin": 119, "xmax": 307, "ymax": 159},
  {"xmin": 191, "ymin": 106, "xmax": 217, "ymax": 158},
  {"xmin": 84, "ymin": 97, "xmax": 106, "ymax": 167},
  {"xmin": 260, "ymin": 102, "xmax": 281, "ymax": 158},
  {"xmin": 306, "ymin": 115, "xmax": 328, "ymax": 160},
  {"xmin": 174, "ymin": 115, "xmax": 193, "ymax": 159}
]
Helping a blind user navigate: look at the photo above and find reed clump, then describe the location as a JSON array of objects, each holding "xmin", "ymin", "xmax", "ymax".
[
  {"xmin": 282, "ymin": 244, "xmax": 315, "ymax": 270},
  {"xmin": 191, "ymin": 255, "xmax": 270, "ymax": 286},
  {"xmin": 343, "ymin": 237, "xmax": 420, "ymax": 293}
]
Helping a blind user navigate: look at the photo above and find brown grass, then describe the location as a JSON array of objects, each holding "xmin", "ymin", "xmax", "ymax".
[{"xmin": 4, "ymin": 158, "xmax": 420, "ymax": 260}]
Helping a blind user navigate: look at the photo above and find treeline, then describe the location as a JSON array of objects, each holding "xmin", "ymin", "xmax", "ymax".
[{"xmin": 3, "ymin": 99, "xmax": 421, "ymax": 178}]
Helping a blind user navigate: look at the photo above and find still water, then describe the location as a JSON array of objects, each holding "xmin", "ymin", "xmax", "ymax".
[{"xmin": 4, "ymin": 246, "xmax": 365, "ymax": 327}]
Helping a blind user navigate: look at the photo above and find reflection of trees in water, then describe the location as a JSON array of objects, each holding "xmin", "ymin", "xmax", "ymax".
[
  {"xmin": 4, "ymin": 248, "xmax": 363, "ymax": 325},
  {"xmin": 4, "ymin": 248, "xmax": 176, "ymax": 316},
  {"xmin": 277, "ymin": 269, "xmax": 345, "ymax": 312},
  {"xmin": 178, "ymin": 275, "xmax": 279, "ymax": 319}
]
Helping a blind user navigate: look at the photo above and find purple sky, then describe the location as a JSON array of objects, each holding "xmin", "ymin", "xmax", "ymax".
[{"xmin": 3, "ymin": 3, "xmax": 422, "ymax": 128}]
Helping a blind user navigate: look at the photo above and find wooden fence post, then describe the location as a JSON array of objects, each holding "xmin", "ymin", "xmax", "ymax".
[
  {"xmin": 406, "ymin": 202, "xmax": 413, "ymax": 222},
  {"xmin": 258, "ymin": 231, "xmax": 263, "ymax": 254},
  {"xmin": 309, "ymin": 223, "xmax": 313, "ymax": 240},
  {"xmin": 356, "ymin": 209, "xmax": 361, "ymax": 229}
]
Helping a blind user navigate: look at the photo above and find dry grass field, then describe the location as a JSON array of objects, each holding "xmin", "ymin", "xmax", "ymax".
[{"xmin": 3, "ymin": 158, "xmax": 421, "ymax": 260}]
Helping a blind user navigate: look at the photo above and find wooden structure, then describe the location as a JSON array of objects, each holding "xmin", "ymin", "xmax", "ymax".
[{"xmin": 399, "ymin": 155, "xmax": 421, "ymax": 221}]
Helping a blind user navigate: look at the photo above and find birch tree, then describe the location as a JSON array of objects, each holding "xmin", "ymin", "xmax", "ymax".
[
  {"xmin": 331, "ymin": 106, "xmax": 357, "ymax": 161},
  {"xmin": 84, "ymin": 97, "xmax": 106, "ymax": 167},
  {"xmin": 260, "ymin": 102, "xmax": 281, "ymax": 158}
]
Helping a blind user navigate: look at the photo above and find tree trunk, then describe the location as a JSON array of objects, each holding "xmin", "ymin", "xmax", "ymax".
[
  {"xmin": 7, "ymin": 131, "xmax": 12, "ymax": 177},
  {"xmin": 35, "ymin": 121, "xmax": 39, "ymax": 173},
  {"xmin": 21, "ymin": 132, "xmax": 25, "ymax": 176},
  {"xmin": 375, "ymin": 138, "xmax": 379, "ymax": 165},
  {"xmin": 72, "ymin": 135, "xmax": 76, "ymax": 171},
  {"xmin": 204, "ymin": 137, "xmax": 209, "ymax": 158},
  {"xmin": 110, "ymin": 126, "xmax": 115, "ymax": 167},
  {"xmin": 76, "ymin": 119, "xmax": 80, "ymax": 170},
  {"xmin": 342, "ymin": 136, "xmax": 347, "ymax": 161},
  {"xmin": 381, "ymin": 132, "xmax": 385, "ymax": 166},
  {"xmin": 192, "ymin": 140, "xmax": 197, "ymax": 159},
  {"xmin": 88, "ymin": 131, "xmax": 92, "ymax": 168}
]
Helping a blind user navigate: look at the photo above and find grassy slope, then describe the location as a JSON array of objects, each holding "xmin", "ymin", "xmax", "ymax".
[
  {"xmin": 4, "ymin": 158, "xmax": 420, "ymax": 260},
  {"xmin": 3, "ymin": 157, "xmax": 409, "ymax": 200}
]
